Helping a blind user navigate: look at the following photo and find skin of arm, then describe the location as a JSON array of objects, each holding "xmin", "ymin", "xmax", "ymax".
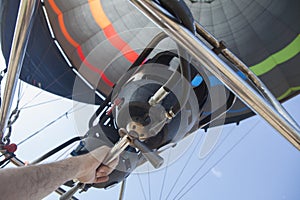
[{"xmin": 0, "ymin": 146, "xmax": 118, "ymax": 200}]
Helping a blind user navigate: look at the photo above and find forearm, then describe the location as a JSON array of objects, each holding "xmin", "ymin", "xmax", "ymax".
[{"xmin": 0, "ymin": 156, "xmax": 83, "ymax": 200}]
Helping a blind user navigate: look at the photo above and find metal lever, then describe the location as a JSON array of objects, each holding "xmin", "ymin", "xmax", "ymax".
[
  {"xmin": 132, "ymin": 137, "xmax": 164, "ymax": 168},
  {"xmin": 103, "ymin": 135, "xmax": 131, "ymax": 164},
  {"xmin": 120, "ymin": 128, "xmax": 164, "ymax": 169},
  {"xmin": 59, "ymin": 182, "xmax": 83, "ymax": 200},
  {"xmin": 60, "ymin": 135, "xmax": 131, "ymax": 200},
  {"xmin": 60, "ymin": 129, "xmax": 164, "ymax": 199}
]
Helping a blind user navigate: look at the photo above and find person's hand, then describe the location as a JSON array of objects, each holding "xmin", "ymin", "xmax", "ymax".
[{"xmin": 76, "ymin": 146, "xmax": 119, "ymax": 184}]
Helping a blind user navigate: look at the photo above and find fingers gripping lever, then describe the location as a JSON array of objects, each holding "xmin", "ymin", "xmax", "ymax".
[{"xmin": 60, "ymin": 129, "xmax": 164, "ymax": 200}]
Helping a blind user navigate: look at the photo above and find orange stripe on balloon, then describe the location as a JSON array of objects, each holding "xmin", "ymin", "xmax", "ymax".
[
  {"xmin": 77, "ymin": 47, "xmax": 114, "ymax": 87},
  {"xmin": 88, "ymin": 0, "xmax": 139, "ymax": 63},
  {"xmin": 49, "ymin": 0, "xmax": 79, "ymax": 47},
  {"xmin": 48, "ymin": 0, "xmax": 60, "ymax": 15},
  {"xmin": 48, "ymin": 0, "xmax": 114, "ymax": 87},
  {"xmin": 58, "ymin": 15, "xmax": 79, "ymax": 47},
  {"xmin": 88, "ymin": 0, "xmax": 111, "ymax": 28}
]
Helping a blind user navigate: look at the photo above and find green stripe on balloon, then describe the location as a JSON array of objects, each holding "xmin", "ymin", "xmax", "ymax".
[
  {"xmin": 278, "ymin": 86, "xmax": 300, "ymax": 101},
  {"xmin": 248, "ymin": 34, "xmax": 300, "ymax": 101},
  {"xmin": 250, "ymin": 34, "xmax": 300, "ymax": 76}
]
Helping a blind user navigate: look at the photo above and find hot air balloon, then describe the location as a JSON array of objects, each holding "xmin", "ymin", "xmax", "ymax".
[
  {"xmin": 2, "ymin": 0, "xmax": 300, "ymax": 122},
  {"xmin": 0, "ymin": 0, "xmax": 299, "ymax": 199}
]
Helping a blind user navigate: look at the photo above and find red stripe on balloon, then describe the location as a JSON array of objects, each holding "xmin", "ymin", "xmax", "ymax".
[
  {"xmin": 77, "ymin": 47, "xmax": 114, "ymax": 87},
  {"xmin": 48, "ymin": 0, "xmax": 114, "ymax": 87}
]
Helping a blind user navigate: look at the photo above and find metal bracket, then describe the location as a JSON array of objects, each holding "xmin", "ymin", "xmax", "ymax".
[
  {"xmin": 0, "ymin": 0, "xmax": 39, "ymax": 144},
  {"xmin": 129, "ymin": 0, "xmax": 300, "ymax": 150}
]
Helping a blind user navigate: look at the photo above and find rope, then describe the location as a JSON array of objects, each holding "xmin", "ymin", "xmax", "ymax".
[
  {"xmin": 17, "ymin": 103, "xmax": 87, "ymax": 146},
  {"xmin": 174, "ymin": 121, "xmax": 260, "ymax": 200},
  {"xmin": 21, "ymin": 98, "xmax": 63, "ymax": 110},
  {"xmin": 137, "ymin": 173, "xmax": 148, "ymax": 200},
  {"xmin": 17, "ymin": 106, "xmax": 77, "ymax": 146},
  {"xmin": 169, "ymin": 126, "xmax": 236, "ymax": 200},
  {"xmin": 19, "ymin": 67, "xmax": 76, "ymax": 110},
  {"xmin": 54, "ymin": 143, "xmax": 77, "ymax": 161},
  {"xmin": 159, "ymin": 148, "xmax": 172, "ymax": 200},
  {"xmin": 147, "ymin": 164, "xmax": 151, "ymax": 200},
  {"xmin": 164, "ymin": 133, "xmax": 204, "ymax": 200}
]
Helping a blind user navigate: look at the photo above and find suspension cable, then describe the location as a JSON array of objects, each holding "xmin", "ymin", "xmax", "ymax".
[
  {"xmin": 170, "ymin": 127, "xmax": 236, "ymax": 199},
  {"xmin": 137, "ymin": 173, "xmax": 148, "ymax": 200},
  {"xmin": 19, "ymin": 68, "xmax": 78, "ymax": 110},
  {"xmin": 17, "ymin": 104, "xmax": 83, "ymax": 146},
  {"xmin": 164, "ymin": 133, "xmax": 204, "ymax": 200},
  {"xmin": 167, "ymin": 126, "xmax": 235, "ymax": 200},
  {"xmin": 147, "ymin": 164, "xmax": 151, "ymax": 200},
  {"xmin": 21, "ymin": 98, "xmax": 63, "ymax": 110},
  {"xmin": 54, "ymin": 143, "xmax": 78, "ymax": 161},
  {"xmin": 31, "ymin": 137, "xmax": 82, "ymax": 164},
  {"xmin": 174, "ymin": 122, "xmax": 259, "ymax": 200},
  {"xmin": 159, "ymin": 148, "xmax": 172, "ymax": 200}
]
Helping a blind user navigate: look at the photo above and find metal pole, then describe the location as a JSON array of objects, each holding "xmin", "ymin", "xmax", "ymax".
[
  {"xmin": 195, "ymin": 22, "xmax": 300, "ymax": 130},
  {"xmin": 119, "ymin": 179, "xmax": 126, "ymax": 200},
  {"xmin": 129, "ymin": 0, "xmax": 300, "ymax": 150},
  {"xmin": 0, "ymin": 150, "xmax": 25, "ymax": 166},
  {"xmin": 0, "ymin": 0, "xmax": 38, "ymax": 144}
]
